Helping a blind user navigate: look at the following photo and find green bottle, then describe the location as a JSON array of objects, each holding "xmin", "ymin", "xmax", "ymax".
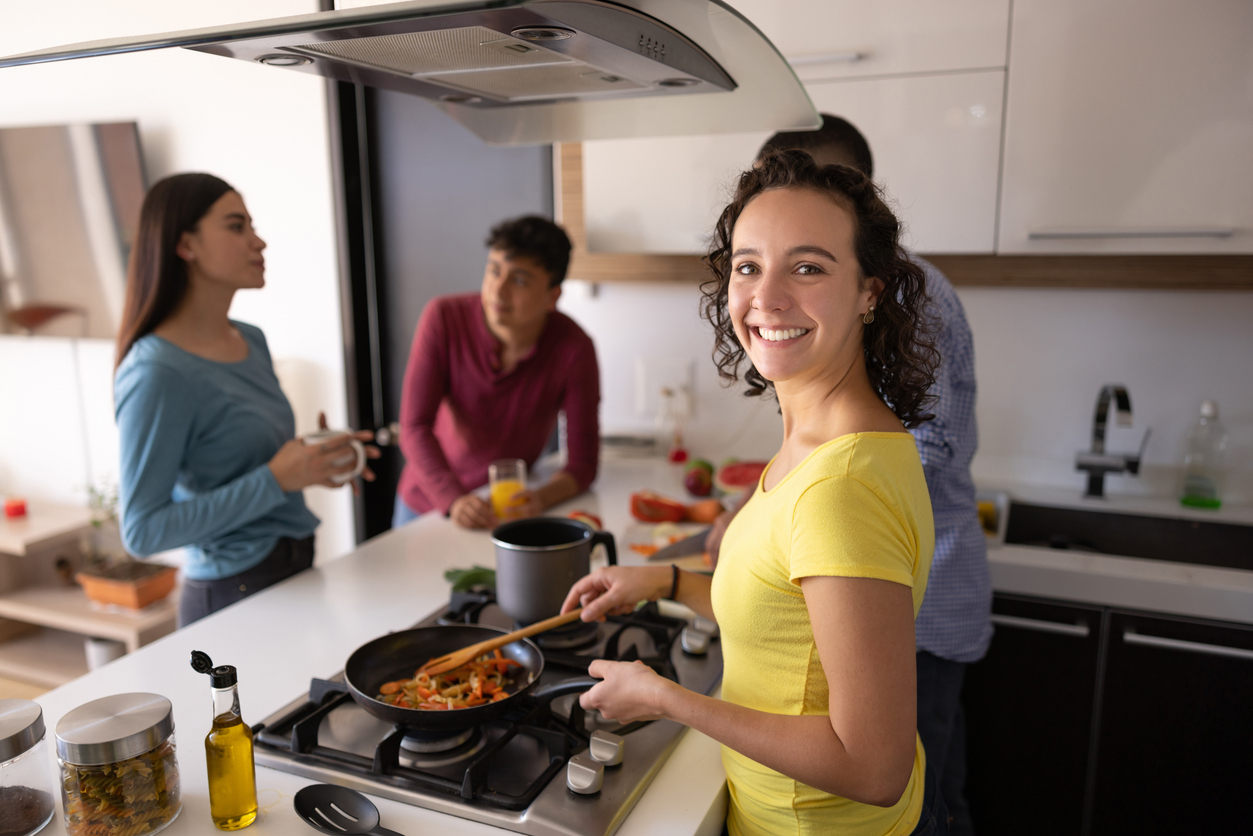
[{"xmin": 1180, "ymin": 400, "xmax": 1227, "ymax": 509}]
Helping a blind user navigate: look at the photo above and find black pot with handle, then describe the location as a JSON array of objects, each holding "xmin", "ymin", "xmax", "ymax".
[{"xmin": 491, "ymin": 517, "xmax": 617, "ymax": 626}]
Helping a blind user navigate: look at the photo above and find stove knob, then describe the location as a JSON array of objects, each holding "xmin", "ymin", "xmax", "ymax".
[
  {"xmin": 589, "ymin": 729, "xmax": 625, "ymax": 766},
  {"xmin": 567, "ymin": 751, "xmax": 604, "ymax": 795},
  {"xmin": 681, "ymin": 626, "xmax": 710, "ymax": 655},
  {"xmin": 693, "ymin": 615, "xmax": 720, "ymax": 638}
]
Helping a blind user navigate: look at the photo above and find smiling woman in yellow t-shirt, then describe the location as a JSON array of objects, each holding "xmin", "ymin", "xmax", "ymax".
[{"xmin": 561, "ymin": 150, "xmax": 946, "ymax": 836}]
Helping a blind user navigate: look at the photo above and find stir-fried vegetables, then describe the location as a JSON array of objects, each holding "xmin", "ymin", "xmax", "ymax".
[{"xmin": 376, "ymin": 649, "xmax": 523, "ymax": 710}]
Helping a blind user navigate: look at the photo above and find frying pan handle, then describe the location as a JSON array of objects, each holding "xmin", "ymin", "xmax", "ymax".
[
  {"xmin": 531, "ymin": 676, "xmax": 599, "ymax": 706},
  {"xmin": 592, "ymin": 530, "xmax": 617, "ymax": 566}
]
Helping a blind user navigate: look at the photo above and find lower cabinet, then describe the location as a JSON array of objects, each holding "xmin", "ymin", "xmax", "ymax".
[
  {"xmin": 963, "ymin": 595, "xmax": 1253, "ymax": 836},
  {"xmin": 963, "ymin": 595, "xmax": 1102, "ymax": 836},
  {"xmin": 1090, "ymin": 611, "xmax": 1253, "ymax": 835}
]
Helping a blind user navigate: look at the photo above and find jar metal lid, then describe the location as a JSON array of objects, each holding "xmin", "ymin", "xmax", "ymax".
[
  {"xmin": 55, "ymin": 693, "xmax": 174, "ymax": 765},
  {"xmin": 0, "ymin": 699, "xmax": 45, "ymax": 762}
]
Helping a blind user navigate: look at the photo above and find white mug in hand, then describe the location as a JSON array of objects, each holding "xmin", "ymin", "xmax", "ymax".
[{"xmin": 303, "ymin": 429, "xmax": 366, "ymax": 484}]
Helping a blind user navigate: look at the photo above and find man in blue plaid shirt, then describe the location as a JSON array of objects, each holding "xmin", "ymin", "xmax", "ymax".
[{"xmin": 711, "ymin": 115, "xmax": 994, "ymax": 834}]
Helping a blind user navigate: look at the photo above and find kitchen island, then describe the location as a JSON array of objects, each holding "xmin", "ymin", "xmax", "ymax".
[{"xmin": 27, "ymin": 457, "xmax": 728, "ymax": 836}]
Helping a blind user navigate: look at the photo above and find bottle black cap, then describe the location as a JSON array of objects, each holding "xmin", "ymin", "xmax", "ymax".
[{"xmin": 191, "ymin": 650, "xmax": 238, "ymax": 687}]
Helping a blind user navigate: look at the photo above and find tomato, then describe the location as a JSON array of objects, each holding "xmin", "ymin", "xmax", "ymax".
[
  {"xmin": 683, "ymin": 459, "xmax": 714, "ymax": 496},
  {"xmin": 629, "ymin": 490, "xmax": 687, "ymax": 522}
]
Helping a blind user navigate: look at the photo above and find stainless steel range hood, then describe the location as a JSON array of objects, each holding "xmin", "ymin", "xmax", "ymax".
[{"xmin": 0, "ymin": 0, "xmax": 819, "ymax": 146}]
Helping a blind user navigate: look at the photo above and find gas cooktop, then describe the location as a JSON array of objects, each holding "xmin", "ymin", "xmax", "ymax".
[{"xmin": 253, "ymin": 593, "xmax": 722, "ymax": 836}]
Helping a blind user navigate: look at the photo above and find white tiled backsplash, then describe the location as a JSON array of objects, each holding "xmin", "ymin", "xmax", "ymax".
[{"xmin": 559, "ymin": 282, "xmax": 1253, "ymax": 505}]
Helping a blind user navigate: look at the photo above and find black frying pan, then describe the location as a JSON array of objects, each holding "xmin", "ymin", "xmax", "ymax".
[{"xmin": 345, "ymin": 625, "xmax": 571, "ymax": 731}]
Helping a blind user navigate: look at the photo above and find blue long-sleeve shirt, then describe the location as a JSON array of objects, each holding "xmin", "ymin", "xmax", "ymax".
[
  {"xmin": 114, "ymin": 321, "xmax": 319, "ymax": 581},
  {"xmin": 910, "ymin": 257, "xmax": 993, "ymax": 663}
]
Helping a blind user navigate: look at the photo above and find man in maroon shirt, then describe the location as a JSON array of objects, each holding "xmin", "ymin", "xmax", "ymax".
[{"xmin": 394, "ymin": 216, "xmax": 600, "ymax": 529}]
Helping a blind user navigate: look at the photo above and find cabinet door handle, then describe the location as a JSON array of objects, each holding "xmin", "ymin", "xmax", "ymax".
[
  {"xmin": 991, "ymin": 614, "xmax": 1090, "ymax": 638},
  {"xmin": 1122, "ymin": 629, "xmax": 1253, "ymax": 661},
  {"xmin": 787, "ymin": 51, "xmax": 867, "ymax": 67},
  {"xmin": 1028, "ymin": 228, "xmax": 1234, "ymax": 240}
]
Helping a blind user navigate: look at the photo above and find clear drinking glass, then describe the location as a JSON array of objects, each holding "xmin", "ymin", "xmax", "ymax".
[{"xmin": 488, "ymin": 459, "xmax": 527, "ymax": 520}]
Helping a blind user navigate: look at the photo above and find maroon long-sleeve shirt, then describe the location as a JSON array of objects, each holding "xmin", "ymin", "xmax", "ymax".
[{"xmin": 397, "ymin": 293, "xmax": 600, "ymax": 515}]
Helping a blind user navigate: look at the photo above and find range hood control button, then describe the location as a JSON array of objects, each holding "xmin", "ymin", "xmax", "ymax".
[
  {"xmin": 589, "ymin": 730, "xmax": 624, "ymax": 766},
  {"xmin": 567, "ymin": 751, "xmax": 604, "ymax": 794}
]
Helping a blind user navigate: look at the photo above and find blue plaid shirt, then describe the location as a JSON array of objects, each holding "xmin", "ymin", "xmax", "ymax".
[{"xmin": 910, "ymin": 257, "xmax": 993, "ymax": 663}]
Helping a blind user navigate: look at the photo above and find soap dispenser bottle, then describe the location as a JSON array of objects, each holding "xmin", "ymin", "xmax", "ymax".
[
  {"xmin": 1180, "ymin": 399, "xmax": 1228, "ymax": 509},
  {"xmin": 191, "ymin": 650, "xmax": 257, "ymax": 830}
]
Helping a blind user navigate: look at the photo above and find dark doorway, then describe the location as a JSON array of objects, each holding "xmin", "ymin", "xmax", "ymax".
[{"xmin": 330, "ymin": 83, "xmax": 553, "ymax": 541}]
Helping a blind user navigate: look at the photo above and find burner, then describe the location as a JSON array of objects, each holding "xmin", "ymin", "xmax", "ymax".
[
  {"xmin": 400, "ymin": 727, "xmax": 475, "ymax": 753},
  {"xmin": 530, "ymin": 618, "xmax": 600, "ymax": 650},
  {"xmin": 398, "ymin": 726, "xmax": 487, "ymax": 769}
]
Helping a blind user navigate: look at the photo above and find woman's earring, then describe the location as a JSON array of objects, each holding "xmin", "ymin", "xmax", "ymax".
[{"xmin": 862, "ymin": 306, "xmax": 875, "ymax": 325}]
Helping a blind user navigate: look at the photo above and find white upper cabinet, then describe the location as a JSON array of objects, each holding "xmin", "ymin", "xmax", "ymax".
[
  {"xmin": 727, "ymin": 0, "xmax": 1009, "ymax": 81},
  {"xmin": 997, "ymin": 0, "xmax": 1253, "ymax": 254},
  {"xmin": 580, "ymin": 1, "xmax": 1010, "ymax": 256},
  {"xmin": 583, "ymin": 70, "xmax": 1005, "ymax": 255}
]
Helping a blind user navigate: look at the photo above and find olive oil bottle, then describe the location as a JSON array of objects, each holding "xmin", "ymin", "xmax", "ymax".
[{"xmin": 191, "ymin": 651, "xmax": 258, "ymax": 830}]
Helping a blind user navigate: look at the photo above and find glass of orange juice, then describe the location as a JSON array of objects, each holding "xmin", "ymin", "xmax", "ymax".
[{"xmin": 489, "ymin": 459, "xmax": 528, "ymax": 521}]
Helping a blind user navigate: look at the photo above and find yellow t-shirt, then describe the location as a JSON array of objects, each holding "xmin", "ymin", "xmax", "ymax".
[{"xmin": 710, "ymin": 433, "xmax": 936, "ymax": 836}]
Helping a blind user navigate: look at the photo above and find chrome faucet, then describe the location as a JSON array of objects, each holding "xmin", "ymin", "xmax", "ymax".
[{"xmin": 1075, "ymin": 384, "xmax": 1150, "ymax": 498}]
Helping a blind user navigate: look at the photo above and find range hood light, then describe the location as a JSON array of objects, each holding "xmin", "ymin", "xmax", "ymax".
[
  {"xmin": 440, "ymin": 93, "xmax": 483, "ymax": 104},
  {"xmin": 509, "ymin": 26, "xmax": 576, "ymax": 42},
  {"xmin": 257, "ymin": 53, "xmax": 311, "ymax": 67},
  {"xmin": 657, "ymin": 77, "xmax": 700, "ymax": 88}
]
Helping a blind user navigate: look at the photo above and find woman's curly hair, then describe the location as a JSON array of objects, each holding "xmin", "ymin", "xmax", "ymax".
[{"xmin": 700, "ymin": 149, "xmax": 939, "ymax": 428}]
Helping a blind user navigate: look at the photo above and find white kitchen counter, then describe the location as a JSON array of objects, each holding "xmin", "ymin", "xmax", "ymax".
[
  {"xmin": 988, "ymin": 543, "xmax": 1253, "ymax": 624},
  {"xmin": 986, "ymin": 481, "xmax": 1253, "ymax": 624},
  {"xmin": 27, "ymin": 462, "xmax": 1253, "ymax": 836},
  {"xmin": 27, "ymin": 458, "xmax": 728, "ymax": 836}
]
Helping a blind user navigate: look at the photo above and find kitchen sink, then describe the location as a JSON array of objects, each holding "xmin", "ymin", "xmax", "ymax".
[{"xmin": 1003, "ymin": 502, "xmax": 1253, "ymax": 572}]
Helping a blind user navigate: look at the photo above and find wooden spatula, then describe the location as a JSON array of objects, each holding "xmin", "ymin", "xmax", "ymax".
[{"xmin": 419, "ymin": 608, "xmax": 584, "ymax": 676}]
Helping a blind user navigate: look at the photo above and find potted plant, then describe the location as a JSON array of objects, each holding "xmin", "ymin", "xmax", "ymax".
[{"xmin": 77, "ymin": 483, "xmax": 177, "ymax": 609}]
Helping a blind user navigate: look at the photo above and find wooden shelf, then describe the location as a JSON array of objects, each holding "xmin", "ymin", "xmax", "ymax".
[
  {"xmin": 0, "ymin": 501, "xmax": 93, "ymax": 557},
  {"xmin": 0, "ymin": 584, "xmax": 177, "ymax": 653},
  {"xmin": 0, "ymin": 626, "xmax": 89, "ymax": 687}
]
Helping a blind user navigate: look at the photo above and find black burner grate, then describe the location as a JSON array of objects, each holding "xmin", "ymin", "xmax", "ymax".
[
  {"xmin": 254, "ymin": 678, "xmax": 588, "ymax": 811},
  {"xmin": 252, "ymin": 595, "xmax": 704, "ymax": 819}
]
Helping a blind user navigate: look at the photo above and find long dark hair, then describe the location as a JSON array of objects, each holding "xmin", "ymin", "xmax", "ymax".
[
  {"xmin": 700, "ymin": 150, "xmax": 939, "ymax": 428},
  {"xmin": 114, "ymin": 173, "xmax": 235, "ymax": 368}
]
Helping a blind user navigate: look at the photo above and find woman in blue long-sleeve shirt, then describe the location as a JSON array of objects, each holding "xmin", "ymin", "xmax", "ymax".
[{"xmin": 114, "ymin": 173, "xmax": 372, "ymax": 626}]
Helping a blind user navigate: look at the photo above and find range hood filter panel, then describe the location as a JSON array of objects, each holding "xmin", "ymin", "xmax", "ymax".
[
  {"xmin": 436, "ymin": 63, "xmax": 644, "ymax": 100},
  {"xmin": 293, "ymin": 26, "xmax": 572, "ymax": 78}
]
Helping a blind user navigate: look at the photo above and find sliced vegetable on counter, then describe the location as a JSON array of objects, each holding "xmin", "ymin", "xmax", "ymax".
[
  {"xmin": 567, "ymin": 510, "xmax": 603, "ymax": 529},
  {"xmin": 684, "ymin": 498, "xmax": 724, "ymax": 524},
  {"xmin": 444, "ymin": 565, "xmax": 496, "ymax": 592},
  {"xmin": 629, "ymin": 491, "xmax": 724, "ymax": 524},
  {"xmin": 715, "ymin": 459, "xmax": 769, "ymax": 496},
  {"xmin": 630, "ymin": 490, "xmax": 688, "ymax": 522}
]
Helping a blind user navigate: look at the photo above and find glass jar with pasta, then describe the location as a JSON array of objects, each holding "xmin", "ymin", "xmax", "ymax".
[{"xmin": 55, "ymin": 693, "xmax": 181, "ymax": 836}]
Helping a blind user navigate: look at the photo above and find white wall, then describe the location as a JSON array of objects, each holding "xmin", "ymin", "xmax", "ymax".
[
  {"xmin": 961, "ymin": 289, "xmax": 1253, "ymax": 504},
  {"xmin": 558, "ymin": 281, "xmax": 785, "ymax": 464},
  {"xmin": 0, "ymin": 1, "xmax": 356, "ymax": 564},
  {"xmin": 559, "ymin": 283, "xmax": 1253, "ymax": 505}
]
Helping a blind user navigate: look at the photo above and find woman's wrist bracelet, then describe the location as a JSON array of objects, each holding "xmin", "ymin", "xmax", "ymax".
[{"xmin": 668, "ymin": 565, "xmax": 680, "ymax": 601}]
